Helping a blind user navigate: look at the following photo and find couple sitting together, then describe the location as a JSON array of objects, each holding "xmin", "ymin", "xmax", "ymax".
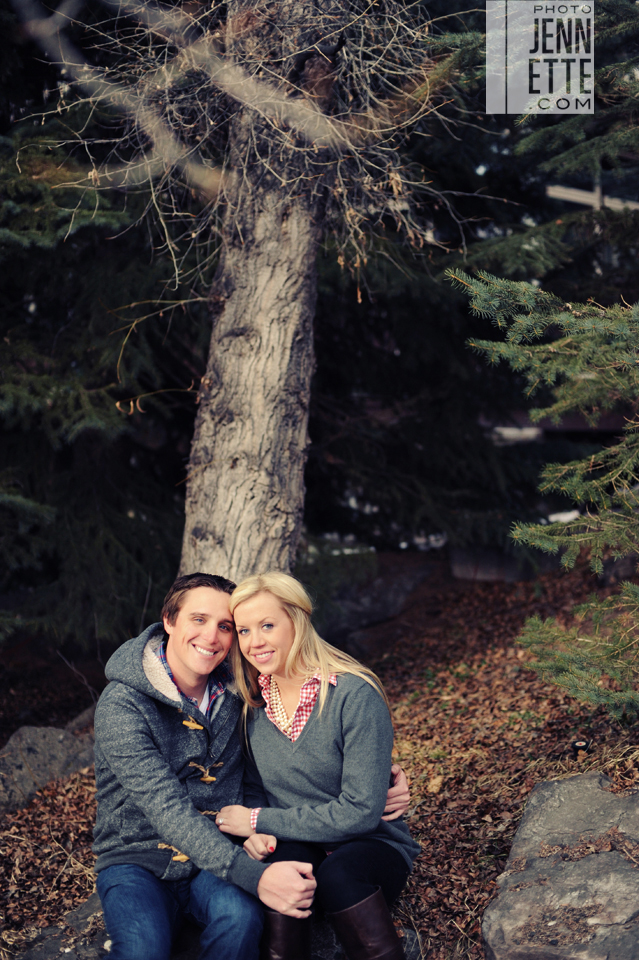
[{"xmin": 93, "ymin": 571, "xmax": 420, "ymax": 960}]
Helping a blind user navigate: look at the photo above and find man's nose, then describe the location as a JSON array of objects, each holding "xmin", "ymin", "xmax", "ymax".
[{"xmin": 202, "ymin": 622, "xmax": 220, "ymax": 642}]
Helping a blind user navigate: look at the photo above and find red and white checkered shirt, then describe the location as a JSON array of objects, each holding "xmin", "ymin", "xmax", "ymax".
[
  {"xmin": 258, "ymin": 671, "xmax": 338, "ymax": 741},
  {"xmin": 250, "ymin": 672, "xmax": 338, "ymax": 832}
]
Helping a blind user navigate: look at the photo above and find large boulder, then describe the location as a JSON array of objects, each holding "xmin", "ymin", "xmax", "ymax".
[
  {"xmin": 483, "ymin": 771, "xmax": 639, "ymax": 960},
  {"xmin": 319, "ymin": 555, "xmax": 432, "ymax": 656},
  {"xmin": 0, "ymin": 723, "xmax": 94, "ymax": 813}
]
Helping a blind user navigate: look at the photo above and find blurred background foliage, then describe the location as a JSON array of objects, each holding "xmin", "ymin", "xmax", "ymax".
[{"xmin": 1, "ymin": 0, "xmax": 639, "ymax": 651}]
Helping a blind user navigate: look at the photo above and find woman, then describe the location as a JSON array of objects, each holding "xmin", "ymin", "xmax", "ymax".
[{"xmin": 216, "ymin": 572, "xmax": 420, "ymax": 960}]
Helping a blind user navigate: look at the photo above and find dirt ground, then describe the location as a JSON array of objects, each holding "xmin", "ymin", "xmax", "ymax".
[
  {"xmin": 0, "ymin": 640, "xmax": 106, "ymax": 750},
  {"xmin": 2, "ymin": 553, "xmax": 639, "ymax": 959}
]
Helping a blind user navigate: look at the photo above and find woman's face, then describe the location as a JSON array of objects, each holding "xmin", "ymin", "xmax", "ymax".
[{"xmin": 234, "ymin": 591, "xmax": 295, "ymax": 680}]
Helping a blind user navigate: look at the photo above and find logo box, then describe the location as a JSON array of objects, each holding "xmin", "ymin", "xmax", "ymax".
[{"xmin": 486, "ymin": 1, "xmax": 594, "ymax": 115}]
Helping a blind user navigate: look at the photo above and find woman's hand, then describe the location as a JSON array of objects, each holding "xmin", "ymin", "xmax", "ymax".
[
  {"xmin": 382, "ymin": 764, "xmax": 410, "ymax": 821},
  {"xmin": 217, "ymin": 805, "xmax": 254, "ymax": 837},
  {"xmin": 244, "ymin": 834, "xmax": 278, "ymax": 861}
]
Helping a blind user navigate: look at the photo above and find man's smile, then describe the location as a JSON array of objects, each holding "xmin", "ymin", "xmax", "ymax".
[{"xmin": 193, "ymin": 644, "xmax": 222, "ymax": 658}]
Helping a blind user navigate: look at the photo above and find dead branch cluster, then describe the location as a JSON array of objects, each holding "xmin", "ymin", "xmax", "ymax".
[{"xmin": 12, "ymin": 0, "xmax": 454, "ymax": 275}]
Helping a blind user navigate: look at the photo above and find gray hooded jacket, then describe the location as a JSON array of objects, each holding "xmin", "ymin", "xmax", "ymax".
[{"xmin": 93, "ymin": 624, "xmax": 268, "ymax": 896}]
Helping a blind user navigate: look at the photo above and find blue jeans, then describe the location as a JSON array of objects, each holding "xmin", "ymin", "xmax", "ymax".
[{"xmin": 97, "ymin": 864, "xmax": 264, "ymax": 960}]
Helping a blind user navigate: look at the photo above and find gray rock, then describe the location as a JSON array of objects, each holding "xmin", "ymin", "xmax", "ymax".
[
  {"xmin": 18, "ymin": 897, "xmax": 423, "ymax": 959},
  {"xmin": 450, "ymin": 546, "xmax": 559, "ymax": 583},
  {"xmin": 65, "ymin": 704, "xmax": 97, "ymax": 734},
  {"xmin": 483, "ymin": 771, "xmax": 639, "ymax": 960},
  {"xmin": 65, "ymin": 892, "xmax": 104, "ymax": 935},
  {"xmin": 17, "ymin": 923, "xmax": 107, "ymax": 960},
  {"xmin": 508, "ymin": 771, "xmax": 639, "ymax": 858},
  {"xmin": 319, "ymin": 561, "xmax": 431, "ymax": 652},
  {"xmin": 0, "ymin": 725, "xmax": 95, "ymax": 813},
  {"xmin": 599, "ymin": 553, "xmax": 639, "ymax": 586},
  {"xmin": 310, "ymin": 917, "xmax": 344, "ymax": 959}
]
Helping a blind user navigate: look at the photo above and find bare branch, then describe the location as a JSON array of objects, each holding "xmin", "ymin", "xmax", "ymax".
[{"xmin": 13, "ymin": 0, "xmax": 224, "ymax": 196}]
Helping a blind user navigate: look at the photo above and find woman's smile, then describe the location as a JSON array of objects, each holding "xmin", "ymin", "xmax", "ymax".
[{"xmin": 252, "ymin": 650, "xmax": 275, "ymax": 662}]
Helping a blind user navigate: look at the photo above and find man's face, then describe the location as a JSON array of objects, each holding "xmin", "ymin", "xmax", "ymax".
[{"xmin": 163, "ymin": 586, "xmax": 234, "ymax": 690}]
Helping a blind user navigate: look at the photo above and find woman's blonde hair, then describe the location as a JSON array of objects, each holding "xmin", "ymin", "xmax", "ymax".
[{"xmin": 229, "ymin": 571, "xmax": 389, "ymax": 716}]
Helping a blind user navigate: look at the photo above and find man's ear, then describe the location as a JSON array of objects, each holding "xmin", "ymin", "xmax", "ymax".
[{"xmin": 163, "ymin": 616, "xmax": 173, "ymax": 636}]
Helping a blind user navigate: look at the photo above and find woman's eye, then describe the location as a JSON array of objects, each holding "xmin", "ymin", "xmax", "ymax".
[{"xmin": 263, "ymin": 623, "xmax": 273, "ymax": 630}]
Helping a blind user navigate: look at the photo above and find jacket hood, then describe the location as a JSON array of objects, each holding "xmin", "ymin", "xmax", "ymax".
[{"xmin": 105, "ymin": 623, "xmax": 181, "ymax": 706}]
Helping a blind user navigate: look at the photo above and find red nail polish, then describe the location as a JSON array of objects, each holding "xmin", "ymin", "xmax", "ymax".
[{"xmin": 268, "ymin": 846, "xmax": 275, "ymax": 852}]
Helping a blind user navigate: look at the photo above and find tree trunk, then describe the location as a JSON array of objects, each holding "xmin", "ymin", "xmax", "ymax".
[{"xmin": 180, "ymin": 127, "xmax": 321, "ymax": 580}]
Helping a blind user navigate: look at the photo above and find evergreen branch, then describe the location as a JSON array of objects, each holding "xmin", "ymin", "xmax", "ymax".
[
  {"xmin": 0, "ymin": 492, "xmax": 55, "ymax": 522},
  {"xmin": 453, "ymin": 269, "xmax": 639, "ymax": 720}
]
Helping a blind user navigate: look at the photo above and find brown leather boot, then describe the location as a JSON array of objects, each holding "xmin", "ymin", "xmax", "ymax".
[
  {"xmin": 327, "ymin": 888, "xmax": 404, "ymax": 960},
  {"xmin": 259, "ymin": 909, "xmax": 312, "ymax": 960}
]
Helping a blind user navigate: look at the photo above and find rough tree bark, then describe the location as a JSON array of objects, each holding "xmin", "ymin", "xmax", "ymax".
[
  {"xmin": 180, "ymin": 114, "xmax": 322, "ymax": 579},
  {"xmin": 179, "ymin": 0, "xmax": 339, "ymax": 579}
]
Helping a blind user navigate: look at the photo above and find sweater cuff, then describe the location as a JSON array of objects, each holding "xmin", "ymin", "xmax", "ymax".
[
  {"xmin": 227, "ymin": 849, "xmax": 270, "ymax": 897},
  {"xmin": 250, "ymin": 808, "xmax": 262, "ymax": 832}
]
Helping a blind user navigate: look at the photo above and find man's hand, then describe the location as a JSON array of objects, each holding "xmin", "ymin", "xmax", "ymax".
[
  {"xmin": 217, "ymin": 805, "xmax": 253, "ymax": 837},
  {"xmin": 257, "ymin": 861, "xmax": 316, "ymax": 918},
  {"xmin": 244, "ymin": 834, "xmax": 277, "ymax": 861},
  {"xmin": 382, "ymin": 763, "xmax": 410, "ymax": 821}
]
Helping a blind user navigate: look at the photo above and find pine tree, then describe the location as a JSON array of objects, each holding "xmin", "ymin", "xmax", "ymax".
[
  {"xmin": 449, "ymin": 268, "xmax": 639, "ymax": 719},
  {"xmin": 436, "ymin": 0, "xmax": 639, "ymax": 720},
  {"xmin": 8, "ymin": 0, "xmax": 638, "ymax": 647}
]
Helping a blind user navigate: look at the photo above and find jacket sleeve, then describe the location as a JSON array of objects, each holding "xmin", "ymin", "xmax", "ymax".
[
  {"xmin": 255, "ymin": 682, "xmax": 393, "ymax": 842},
  {"xmin": 94, "ymin": 687, "xmax": 268, "ymax": 896}
]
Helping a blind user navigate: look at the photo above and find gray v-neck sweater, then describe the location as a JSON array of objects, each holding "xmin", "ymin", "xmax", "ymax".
[{"xmin": 250, "ymin": 673, "xmax": 421, "ymax": 868}]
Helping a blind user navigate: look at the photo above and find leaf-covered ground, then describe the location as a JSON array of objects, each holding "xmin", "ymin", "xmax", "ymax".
[
  {"xmin": 2, "ymin": 555, "xmax": 639, "ymax": 959},
  {"xmin": 0, "ymin": 769, "xmax": 97, "ymax": 958}
]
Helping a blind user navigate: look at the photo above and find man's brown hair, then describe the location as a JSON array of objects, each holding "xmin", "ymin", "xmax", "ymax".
[{"xmin": 161, "ymin": 573, "xmax": 236, "ymax": 626}]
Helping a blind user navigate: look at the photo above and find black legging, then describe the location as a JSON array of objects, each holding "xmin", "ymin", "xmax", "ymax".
[{"xmin": 265, "ymin": 839, "xmax": 409, "ymax": 913}]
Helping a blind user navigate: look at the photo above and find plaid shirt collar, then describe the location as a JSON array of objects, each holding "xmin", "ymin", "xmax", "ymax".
[
  {"xmin": 258, "ymin": 672, "xmax": 338, "ymax": 742},
  {"xmin": 158, "ymin": 638, "xmax": 231, "ymax": 719}
]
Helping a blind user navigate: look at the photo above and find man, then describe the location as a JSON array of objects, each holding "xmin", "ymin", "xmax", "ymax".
[{"xmin": 93, "ymin": 573, "xmax": 408, "ymax": 960}]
